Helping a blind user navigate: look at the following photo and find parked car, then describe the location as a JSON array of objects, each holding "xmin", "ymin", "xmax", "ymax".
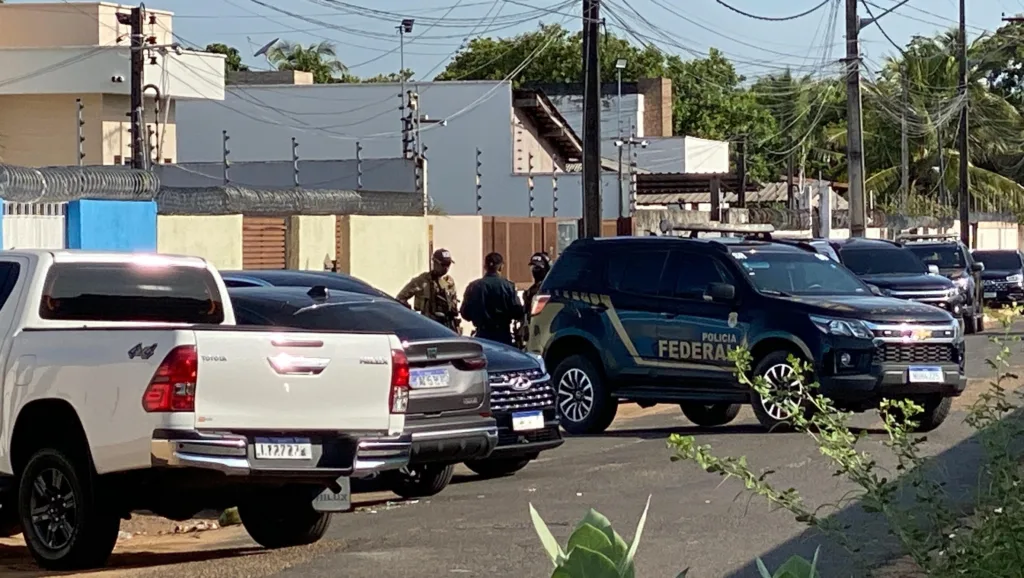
[
  {"xmin": 528, "ymin": 233, "xmax": 966, "ymax": 434},
  {"xmin": 222, "ymin": 269, "xmax": 391, "ymax": 299},
  {"xmin": 900, "ymin": 235, "xmax": 985, "ymax": 333},
  {"xmin": 0, "ymin": 251, "xmax": 412, "ymax": 570},
  {"xmin": 826, "ymin": 238, "xmax": 973, "ymax": 329},
  {"xmin": 229, "ymin": 286, "xmax": 498, "ymax": 498},
  {"xmin": 229, "ymin": 286, "xmax": 563, "ymax": 484},
  {"xmin": 971, "ymin": 249, "xmax": 1024, "ymax": 306}
]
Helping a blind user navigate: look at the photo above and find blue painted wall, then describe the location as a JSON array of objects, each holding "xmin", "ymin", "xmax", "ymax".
[{"xmin": 66, "ymin": 200, "xmax": 157, "ymax": 250}]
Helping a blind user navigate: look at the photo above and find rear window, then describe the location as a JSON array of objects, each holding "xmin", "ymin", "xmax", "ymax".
[
  {"xmin": 40, "ymin": 263, "xmax": 225, "ymax": 323},
  {"xmin": 907, "ymin": 244, "xmax": 965, "ymax": 268},
  {"xmin": 291, "ymin": 301, "xmax": 453, "ymax": 341}
]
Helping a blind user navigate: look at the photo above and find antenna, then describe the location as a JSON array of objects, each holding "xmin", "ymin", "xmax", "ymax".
[{"xmin": 254, "ymin": 37, "xmax": 279, "ymax": 58}]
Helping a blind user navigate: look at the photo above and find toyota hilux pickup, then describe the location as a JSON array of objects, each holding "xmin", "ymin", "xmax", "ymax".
[{"xmin": 0, "ymin": 250, "xmax": 411, "ymax": 570}]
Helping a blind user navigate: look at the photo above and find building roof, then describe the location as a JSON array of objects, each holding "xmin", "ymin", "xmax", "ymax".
[
  {"xmin": 636, "ymin": 178, "xmax": 848, "ymax": 209},
  {"xmin": 512, "ymin": 88, "xmax": 583, "ymax": 164},
  {"xmin": 635, "ymin": 172, "xmax": 758, "ymax": 197}
]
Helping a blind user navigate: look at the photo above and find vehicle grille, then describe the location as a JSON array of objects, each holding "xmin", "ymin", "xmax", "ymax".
[
  {"xmin": 488, "ymin": 368, "xmax": 555, "ymax": 413},
  {"xmin": 984, "ymin": 280, "xmax": 1019, "ymax": 291},
  {"xmin": 873, "ymin": 343, "xmax": 957, "ymax": 364}
]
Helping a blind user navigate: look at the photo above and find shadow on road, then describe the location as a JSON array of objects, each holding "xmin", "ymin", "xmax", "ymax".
[
  {"xmin": 720, "ymin": 409, "xmax": 1023, "ymax": 577},
  {"xmin": 574, "ymin": 424, "xmax": 888, "ymax": 440},
  {"xmin": 0, "ymin": 544, "xmax": 264, "ymax": 577}
]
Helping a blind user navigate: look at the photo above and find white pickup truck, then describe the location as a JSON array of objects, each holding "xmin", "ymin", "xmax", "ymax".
[{"xmin": 0, "ymin": 250, "xmax": 412, "ymax": 570}]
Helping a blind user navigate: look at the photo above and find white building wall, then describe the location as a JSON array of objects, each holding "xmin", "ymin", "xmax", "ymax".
[{"xmin": 3, "ymin": 202, "xmax": 66, "ymax": 249}]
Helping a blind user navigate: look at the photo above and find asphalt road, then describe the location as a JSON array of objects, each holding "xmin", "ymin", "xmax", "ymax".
[{"xmin": 5, "ymin": 328, "xmax": 1022, "ymax": 578}]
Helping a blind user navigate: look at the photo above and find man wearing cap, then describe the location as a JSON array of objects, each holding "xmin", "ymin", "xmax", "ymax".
[
  {"xmin": 516, "ymin": 252, "xmax": 552, "ymax": 347},
  {"xmin": 396, "ymin": 248, "xmax": 461, "ymax": 332},
  {"xmin": 461, "ymin": 252, "xmax": 524, "ymax": 345}
]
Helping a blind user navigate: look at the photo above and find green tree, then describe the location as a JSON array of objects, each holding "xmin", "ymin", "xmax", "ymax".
[
  {"xmin": 267, "ymin": 40, "xmax": 347, "ymax": 84},
  {"xmin": 204, "ymin": 43, "xmax": 248, "ymax": 73},
  {"xmin": 341, "ymin": 69, "xmax": 415, "ymax": 83},
  {"xmin": 859, "ymin": 32, "xmax": 1024, "ymax": 214}
]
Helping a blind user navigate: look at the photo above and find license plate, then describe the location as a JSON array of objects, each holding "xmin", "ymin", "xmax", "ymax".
[
  {"xmin": 254, "ymin": 437, "xmax": 312, "ymax": 460},
  {"xmin": 984, "ymin": 291, "xmax": 997, "ymax": 299},
  {"xmin": 313, "ymin": 476, "xmax": 351, "ymax": 512},
  {"xmin": 512, "ymin": 410, "xmax": 545, "ymax": 431},
  {"xmin": 410, "ymin": 367, "xmax": 450, "ymax": 389},
  {"xmin": 908, "ymin": 366, "xmax": 944, "ymax": 384}
]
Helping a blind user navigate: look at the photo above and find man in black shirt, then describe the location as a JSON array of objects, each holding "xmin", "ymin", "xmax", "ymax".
[{"xmin": 461, "ymin": 252, "xmax": 524, "ymax": 345}]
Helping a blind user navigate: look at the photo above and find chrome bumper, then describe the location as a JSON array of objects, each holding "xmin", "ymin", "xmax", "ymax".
[{"xmin": 150, "ymin": 429, "xmax": 412, "ymax": 478}]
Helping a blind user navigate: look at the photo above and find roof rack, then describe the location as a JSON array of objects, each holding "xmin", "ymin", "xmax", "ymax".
[
  {"xmin": 895, "ymin": 233, "xmax": 959, "ymax": 242},
  {"xmin": 658, "ymin": 220, "xmax": 775, "ymax": 239}
]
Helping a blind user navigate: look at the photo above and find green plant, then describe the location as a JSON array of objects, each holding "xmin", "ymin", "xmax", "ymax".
[
  {"xmin": 529, "ymin": 496, "xmax": 652, "ymax": 578},
  {"xmin": 669, "ymin": 307, "xmax": 1024, "ymax": 577},
  {"xmin": 528, "ymin": 497, "xmax": 820, "ymax": 577}
]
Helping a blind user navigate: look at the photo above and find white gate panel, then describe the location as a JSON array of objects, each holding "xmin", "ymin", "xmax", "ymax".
[{"xmin": 3, "ymin": 202, "xmax": 66, "ymax": 250}]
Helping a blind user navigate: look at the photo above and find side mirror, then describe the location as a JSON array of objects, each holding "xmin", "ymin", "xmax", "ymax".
[
  {"xmin": 971, "ymin": 262, "xmax": 985, "ymax": 273},
  {"xmin": 706, "ymin": 282, "xmax": 736, "ymax": 302},
  {"xmin": 927, "ymin": 264, "xmax": 940, "ymax": 275},
  {"xmin": 867, "ymin": 284, "xmax": 884, "ymax": 296}
]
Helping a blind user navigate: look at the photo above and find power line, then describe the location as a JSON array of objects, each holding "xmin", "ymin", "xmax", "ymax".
[{"xmin": 713, "ymin": 0, "xmax": 831, "ymax": 22}]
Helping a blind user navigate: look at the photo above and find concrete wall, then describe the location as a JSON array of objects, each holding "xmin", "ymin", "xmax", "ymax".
[
  {"xmin": 155, "ymin": 158, "xmax": 416, "ymax": 192},
  {"xmin": 0, "ymin": 3, "xmax": 174, "ymax": 48},
  {"xmin": 338, "ymin": 215, "xmax": 427, "ymax": 297},
  {"xmin": 175, "ymin": 82, "xmax": 624, "ymax": 218},
  {"xmin": 427, "ymin": 215, "xmax": 484, "ymax": 296},
  {"xmin": 3, "ymin": 202, "xmax": 65, "ymax": 249},
  {"xmin": 157, "ymin": 215, "xmax": 243, "ymax": 269},
  {"xmin": 67, "ymin": 200, "xmax": 157, "ymax": 250},
  {"xmin": 288, "ymin": 215, "xmax": 336, "ymax": 270}
]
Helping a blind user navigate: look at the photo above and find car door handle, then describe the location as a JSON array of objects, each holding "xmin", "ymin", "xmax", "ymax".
[{"xmin": 660, "ymin": 312, "xmax": 679, "ymax": 319}]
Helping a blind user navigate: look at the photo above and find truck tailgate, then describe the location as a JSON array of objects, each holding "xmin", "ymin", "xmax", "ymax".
[{"xmin": 192, "ymin": 330, "xmax": 397, "ymax": 432}]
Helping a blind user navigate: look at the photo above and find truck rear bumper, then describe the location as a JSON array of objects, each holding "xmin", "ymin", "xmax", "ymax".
[
  {"xmin": 150, "ymin": 429, "xmax": 411, "ymax": 480},
  {"xmin": 405, "ymin": 415, "xmax": 498, "ymax": 465}
]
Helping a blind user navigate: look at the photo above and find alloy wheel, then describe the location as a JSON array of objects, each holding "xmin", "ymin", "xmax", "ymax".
[
  {"xmin": 29, "ymin": 468, "xmax": 78, "ymax": 551},
  {"xmin": 759, "ymin": 363, "xmax": 804, "ymax": 421},
  {"xmin": 557, "ymin": 368, "xmax": 595, "ymax": 423}
]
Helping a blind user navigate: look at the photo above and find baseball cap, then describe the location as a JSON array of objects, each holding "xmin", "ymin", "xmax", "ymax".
[
  {"xmin": 432, "ymin": 248, "xmax": 454, "ymax": 264},
  {"xmin": 530, "ymin": 252, "xmax": 551, "ymax": 268}
]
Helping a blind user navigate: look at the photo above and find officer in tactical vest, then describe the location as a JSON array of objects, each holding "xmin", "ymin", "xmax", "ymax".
[
  {"xmin": 396, "ymin": 248, "xmax": 461, "ymax": 332},
  {"xmin": 516, "ymin": 251, "xmax": 552, "ymax": 348},
  {"xmin": 461, "ymin": 252, "xmax": 524, "ymax": 345}
]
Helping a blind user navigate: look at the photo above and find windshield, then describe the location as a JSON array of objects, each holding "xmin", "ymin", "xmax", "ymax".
[
  {"xmin": 291, "ymin": 300, "xmax": 454, "ymax": 341},
  {"xmin": 733, "ymin": 251, "xmax": 870, "ymax": 296},
  {"xmin": 840, "ymin": 248, "xmax": 926, "ymax": 275},
  {"xmin": 907, "ymin": 245, "xmax": 965, "ymax": 269},
  {"xmin": 972, "ymin": 251, "xmax": 1022, "ymax": 270}
]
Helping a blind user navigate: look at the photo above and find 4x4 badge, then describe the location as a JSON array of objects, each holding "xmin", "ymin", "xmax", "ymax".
[{"xmin": 728, "ymin": 312, "xmax": 738, "ymax": 328}]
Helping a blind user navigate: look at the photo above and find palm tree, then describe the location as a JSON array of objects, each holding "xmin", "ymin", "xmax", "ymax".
[
  {"xmin": 858, "ymin": 32, "xmax": 1024, "ymax": 215},
  {"xmin": 267, "ymin": 40, "xmax": 347, "ymax": 84}
]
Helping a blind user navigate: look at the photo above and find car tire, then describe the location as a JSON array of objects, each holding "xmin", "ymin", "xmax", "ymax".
[
  {"xmin": 679, "ymin": 402, "xmax": 741, "ymax": 428},
  {"xmin": 385, "ymin": 463, "xmax": 455, "ymax": 499},
  {"xmin": 464, "ymin": 457, "xmax": 533, "ymax": 479},
  {"xmin": 749, "ymin": 351, "xmax": 811, "ymax": 432},
  {"xmin": 18, "ymin": 448, "xmax": 120, "ymax": 570},
  {"xmin": 886, "ymin": 395, "xmax": 953, "ymax": 433},
  {"xmin": 964, "ymin": 314, "xmax": 977, "ymax": 335},
  {"xmin": 553, "ymin": 354, "xmax": 617, "ymax": 435},
  {"xmin": 239, "ymin": 487, "xmax": 332, "ymax": 549}
]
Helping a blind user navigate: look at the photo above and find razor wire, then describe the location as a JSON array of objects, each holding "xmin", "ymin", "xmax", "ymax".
[{"xmin": 0, "ymin": 164, "xmax": 159, "ymax": 203}]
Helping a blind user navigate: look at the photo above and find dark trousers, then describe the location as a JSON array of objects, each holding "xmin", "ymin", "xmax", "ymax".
[{"xmin": 475, "ymin": 326, "xmax": 513, "ymax": 345}]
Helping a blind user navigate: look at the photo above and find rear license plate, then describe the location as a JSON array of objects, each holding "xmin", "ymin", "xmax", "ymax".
[
  {"xmin": 313, "ymin": 476, "xmax": 351, "ymax": 513},
  {"xmin": 254, "ymin": 437, "xmax": 313, "ymax": 460},
  {"xmin": 512, "ymin": 410, "xmax": 545, "ymax": 431},
  {"xmin": 410, "ymin": 367, "xmax": 450, "ymax": 389},
  {"xmin": 984, "ymin": 291, "xmax": 997, "ymax": 299},
  {"xmin": 908, "ymin": 366, "xmax": 944, "ymax": 384}
]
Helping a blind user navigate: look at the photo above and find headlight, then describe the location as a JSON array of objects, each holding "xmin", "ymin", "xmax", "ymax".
[
  {"xmin": 809, "ymin": 315, "xmax": 873, "ymax": 339},
  {"xmin": 1007, "ymin": 274, "xmax": 1023, "ymax": 284},
  {"xmin": 528, "ymin": 352, "xmax": 546, "ymax": 374}
]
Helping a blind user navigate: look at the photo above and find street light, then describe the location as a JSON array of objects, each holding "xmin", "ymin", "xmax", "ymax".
[{"xmin": 615, "ymin": 59, "xmax": 627, "ymax": 218}]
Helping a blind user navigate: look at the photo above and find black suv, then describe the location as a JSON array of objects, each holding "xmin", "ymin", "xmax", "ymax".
[
  {"xmin": 527, "ymin": 230, "xmax": 967, "ymax": 434},
  {"xmin": 971, "ymin": 249, "xmax": 1024, "ymax": 306},
  {"xmin": 824, "ymin": 238, "xmax": 972, "ymax": 328},
  {"xmin": 900, "ymin": 235, "xmax": 985, "ymax": 333}
]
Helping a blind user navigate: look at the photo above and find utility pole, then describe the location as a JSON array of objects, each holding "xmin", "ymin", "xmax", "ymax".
[
  {"xmin": 581, "ymin": 0, "xmax": 602, "ymax": 238},
  {"xmin": 957, "ymin": 0, "xmax": 970, "ymax": 246},
  {"xmin": 127, "ymin": 6, "xmax": 145, "ymax": 169},
  {"xmin": 737, "ymin": 137, "xmax": 747, "ymax": 208},
  {"xmin": 845, "ymin": 0, "xmax": 867, "ymax": 237},
  {"xmin": 900, "ymin": 65, "xmax": 909, "ymax": 211}
]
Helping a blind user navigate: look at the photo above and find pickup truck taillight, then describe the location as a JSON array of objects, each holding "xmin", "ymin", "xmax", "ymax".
[
  {"xmin": 390, "ymin": 348, "xmax": 410, "ymax": 414},
  {"xmin": 530, "ymin": 293, "xmax": 550, "ymax": 317},
  {"xmin": 142, "ymin": 345, "xmax": 198, "ymax": 412}
]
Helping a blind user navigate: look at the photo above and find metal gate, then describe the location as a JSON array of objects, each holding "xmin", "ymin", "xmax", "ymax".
[
  {"xmin": 242, "ymin": 216, "xmax": 287, "ymax": 269},
  {"xmin": 3, "ymin": 202, "xmax": 66, "ymax": 249}
]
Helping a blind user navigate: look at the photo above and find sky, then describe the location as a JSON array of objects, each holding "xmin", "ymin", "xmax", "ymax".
[{"xmin": 8, "ymin": 0, "xmax": 1023, "ymax": 80}]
